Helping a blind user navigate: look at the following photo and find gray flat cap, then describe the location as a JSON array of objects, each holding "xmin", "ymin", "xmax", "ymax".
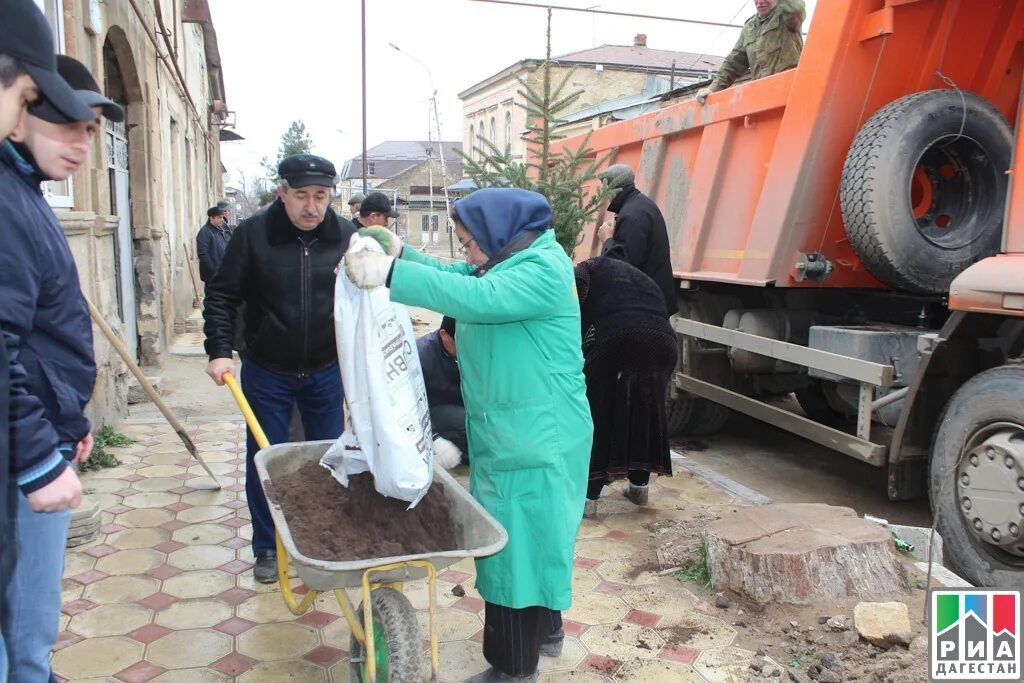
[{"xmin": 598, "ymin": 164, "xmax": 635, "ymax": 187}]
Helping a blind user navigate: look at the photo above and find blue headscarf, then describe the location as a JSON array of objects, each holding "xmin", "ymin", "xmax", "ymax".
[{"xmin": 453, "ymin": 188, "xmax": 551, "ymax": 257}]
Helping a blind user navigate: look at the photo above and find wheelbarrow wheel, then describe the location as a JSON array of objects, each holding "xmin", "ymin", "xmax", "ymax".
[{"xmin": 350, "ymin": 587, "xmax": 423, "ymax": 683}]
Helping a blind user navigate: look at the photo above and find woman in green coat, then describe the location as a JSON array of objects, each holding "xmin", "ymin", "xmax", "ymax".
[{"xmin": 347, "ymin": 188, "xmax": 593, "ymax": 682}]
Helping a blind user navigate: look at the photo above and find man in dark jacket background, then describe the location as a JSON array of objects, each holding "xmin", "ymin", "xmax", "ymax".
[
  {"xmin": 416, "ymin": 316, "xmax": 465, "ymax": 469},
  {"xmin": 1, "ymin": 49, "xmax": 121, "ymax": 680},
  {"xmin": 196, "ymin": 205, "xmax": 231, "ymax": 289},
  {"xmin": 203, "ymin": 154, "xmax": 356, "ymax": 583},
  {"xmin": 596, "ymin": 164, "xmax": 678, "ymax": 317}
]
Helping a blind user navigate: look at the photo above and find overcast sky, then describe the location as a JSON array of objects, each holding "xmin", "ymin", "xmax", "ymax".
[{"xmin": 209, "ymin": 0, "xmax": 819, "ymax": 186}]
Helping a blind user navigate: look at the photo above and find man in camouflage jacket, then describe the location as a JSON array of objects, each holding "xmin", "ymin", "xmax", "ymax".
[{"xmin": 697, "ymin": 0, "xmax": 806, "ymax": 104}]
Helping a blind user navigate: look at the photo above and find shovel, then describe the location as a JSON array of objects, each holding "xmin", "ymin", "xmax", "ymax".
[{"xmin": 83, "ymin": 296, "xmax": 222, "ymax": 490}]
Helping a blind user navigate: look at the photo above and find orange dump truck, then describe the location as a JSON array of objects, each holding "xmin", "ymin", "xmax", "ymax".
[{"xmin": 556, "ymin": 0, "xmax": 1024, "ymax": 587}]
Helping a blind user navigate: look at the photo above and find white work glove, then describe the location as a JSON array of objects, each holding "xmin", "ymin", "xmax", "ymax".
[
  {"xmin": 358, "ymin": 227, "xmax": 404, "ymax": 258},
  {"xmin": 433, "ymin": 436, "xmax": 463, "ymax": 470},
  {"xmin": 696, "ymin": 87, "xmax": 712, "ymax": 105},
  {"xmin": 344, "ymin": 250, "xmax": 394, "ymax": 289}
]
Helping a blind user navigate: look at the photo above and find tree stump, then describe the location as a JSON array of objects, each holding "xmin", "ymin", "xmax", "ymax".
[{"xmin": 704, "ymin": 504, "xmax": 910, "ymax": 605}]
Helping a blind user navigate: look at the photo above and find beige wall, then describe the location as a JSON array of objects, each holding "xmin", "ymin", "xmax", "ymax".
[
  {"xmin": 376, "ymin": 158, "xmax": 453, "ymax": 247},
  {"xmin": 461, "ymin": 64, "xmax": 650, "ymax": 163},
  {"xmin": 48, "ymin": 0, "xmax": 225, "ymax": 430}
]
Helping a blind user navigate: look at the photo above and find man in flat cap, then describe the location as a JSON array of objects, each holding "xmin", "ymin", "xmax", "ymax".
[
  {"xmin": 203, "ymin": 154, "xmax": 357, "ymax": 583},
  {"xmin": 357, "ymin": 191, "xmax": 400, "ymax": 230},
  {"xmin": 1, "ymin": 50, "xmax": 123, "ymax": 681},
  {"xmin": 196, "ymin": 205, "xmax": 232, "ymax": 291},
  {"xmin": 348, "ymin": 191, "xmax": 366, "ymax": 226}
]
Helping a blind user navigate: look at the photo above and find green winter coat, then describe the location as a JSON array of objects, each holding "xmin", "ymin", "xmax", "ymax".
[
  {"xmin": 388, "ymin": 230, "xmax": 593, "ymax": 610},
  {"xmin": 710, "ymin": 0, "xmax": 806, "ymax": 92}
]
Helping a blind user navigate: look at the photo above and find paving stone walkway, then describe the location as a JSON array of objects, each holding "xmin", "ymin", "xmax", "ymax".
[{"xmin": 54, "ymin": 417, "xmax": 767, "ymax": 682}]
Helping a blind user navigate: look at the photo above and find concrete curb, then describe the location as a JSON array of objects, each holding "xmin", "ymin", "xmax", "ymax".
[{"xmin": 671, "ymin": 449, "xmax": 774, "ymax": 506}]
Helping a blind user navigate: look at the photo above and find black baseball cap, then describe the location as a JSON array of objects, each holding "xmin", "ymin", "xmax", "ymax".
[
  {"xmin": 0, "ymin": 0, "xmax": 95, "ymax": 123},
  {"xmin": 360, "ymin": 191, "xmax": 399, "ymax": 218},
  {"xmin": 278, "ymin": 154, "xmax": 336, "ymax": 188},
  {"xmin": 31, "ymin": 55, "xmax": 124, "ymax": 124}
]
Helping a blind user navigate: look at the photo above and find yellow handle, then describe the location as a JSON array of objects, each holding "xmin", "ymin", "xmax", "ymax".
[{"xmin": 223, "ymin": 372, "xmax": 270, "ymax": 449}]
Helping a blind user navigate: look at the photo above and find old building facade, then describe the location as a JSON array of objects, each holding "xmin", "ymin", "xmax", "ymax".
[
  {"xmin": 31, "ymin": 0, "xmax": 230, "ymax": 428},
  {"xmin": 459, "ymin": 34, "xmax": 723, "ymax": 162}
]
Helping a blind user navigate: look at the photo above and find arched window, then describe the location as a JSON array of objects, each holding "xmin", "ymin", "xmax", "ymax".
[
  {"xmin": 469, "ymin": 124, "xmax": 475, "ymax": 159},
  {"xmin": 504, "ymin": 112, "xmax": 512, "ymax": 150},
  {"xmin": 490, "ymin": 117, "xmax": 497, "ymax": 147}
]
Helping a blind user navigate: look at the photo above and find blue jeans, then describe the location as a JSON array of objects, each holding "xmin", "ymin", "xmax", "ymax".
[
  {"xmin": 1, "ymin": 472, "xmax": 72, "ymax": 682},
  {"xmin": 242, "ymin": 360, "xmax": 344, "ymax": 555}
]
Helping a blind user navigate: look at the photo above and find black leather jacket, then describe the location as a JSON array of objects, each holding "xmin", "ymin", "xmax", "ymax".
[{"xmin": 203, "ymin": 199, "xmax": 356, "ymax": 376}]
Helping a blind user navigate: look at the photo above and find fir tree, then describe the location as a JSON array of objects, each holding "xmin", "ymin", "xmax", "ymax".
[
  {"xmin": 459, "ymin": 10, "xmax": 617, "ymax": 257},
  {"xmin": 259, "ymin": 120, "xmax": 316, "ymax": 203}
]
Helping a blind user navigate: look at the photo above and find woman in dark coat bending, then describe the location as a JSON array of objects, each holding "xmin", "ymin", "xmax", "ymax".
[{"xmin": 574, "ymin": 257, "xmax": 678, "ymax": 517}]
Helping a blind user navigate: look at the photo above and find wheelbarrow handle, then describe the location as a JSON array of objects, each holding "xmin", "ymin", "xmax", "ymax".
[{"xmin": 222, "ymin": 372, "xmax": 271, "ymax": 450}]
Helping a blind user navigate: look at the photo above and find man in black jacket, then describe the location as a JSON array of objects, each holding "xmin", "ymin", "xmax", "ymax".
[
  {"xmin": 203, "ymin": 154, "xmax": 356, "ymax": 583},
  {"xmin": 416, "ymin": 316, "xmax": 465, "ymax": 469},
  {"xmin": 596, "ymin": 164, "xmax": 679, "ymax": 316},
  {"xmin": 196, "ymin": 205, "xmax": 231, "ymax": 289}
]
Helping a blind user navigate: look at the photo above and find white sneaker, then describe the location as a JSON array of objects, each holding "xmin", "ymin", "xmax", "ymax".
[{"xmin": 432, "ymin": 436, "xmax": 462, "ymax": 470}]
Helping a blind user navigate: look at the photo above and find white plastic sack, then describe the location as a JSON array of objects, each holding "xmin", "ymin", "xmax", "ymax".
[{"xmin": 319, "ymin": 235, "xmax": 433, "ymax": 507}]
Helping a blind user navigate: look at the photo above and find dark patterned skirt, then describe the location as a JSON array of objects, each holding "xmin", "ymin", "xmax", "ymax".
[{"xmin": 584, "ymin": 324, "xmax": 678, "ymax": 483}]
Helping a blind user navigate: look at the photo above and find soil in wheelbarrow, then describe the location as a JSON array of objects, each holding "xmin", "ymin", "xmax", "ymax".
[{"xmin": 268, "ymin": 462, "xmax": 460, "ymax": 561}]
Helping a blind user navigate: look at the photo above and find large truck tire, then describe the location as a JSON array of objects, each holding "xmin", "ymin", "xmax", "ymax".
[
  {"xmin": 667, "ymin": 392, "xmax": 731, "ymax": 437},
  {"xmin": 840, "ymin": 89, "xmax": 1012, "ymax": 294},
  {"xmin": 930, "ymin": 365, "xmax": 1024, "ymax": 589}
]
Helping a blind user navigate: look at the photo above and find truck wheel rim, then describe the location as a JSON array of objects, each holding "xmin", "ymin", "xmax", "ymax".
[
  {"xmin": 908, "ymin": 134, "xmax": 997, "ymax": 251},
  {"xmin": 957, "ymin": 422, "xmax": 1024, "ymax": 558}
]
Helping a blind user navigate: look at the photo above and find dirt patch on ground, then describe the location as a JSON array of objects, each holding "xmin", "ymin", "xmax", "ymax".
[
  {"xmin": 646, "ymin": 510, "xmax": 718, "ymax": 569},
  {"xmin": 268, "ymin": 462, "xmax": 459, "ymax": 561}
]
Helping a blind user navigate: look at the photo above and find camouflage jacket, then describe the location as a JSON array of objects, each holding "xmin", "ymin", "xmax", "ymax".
[{"xmin": 709, "ymin": 0, "xmax": 806, "ymax": 92}]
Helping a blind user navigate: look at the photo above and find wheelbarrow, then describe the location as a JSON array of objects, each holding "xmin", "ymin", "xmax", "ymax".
[{"xmin": 223, "ymin": 373, "xmax": 508, "ymax": 682}]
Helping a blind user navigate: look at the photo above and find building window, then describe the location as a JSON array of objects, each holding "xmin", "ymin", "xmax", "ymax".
[
  {"xmin": 505, "ymin": 112, "xmax": 512, "ymax": 150},
  {"xmin": 367, "ymin": 161, "xmax": 376, "ymax": 176},
  {"xmin": 490, "ymin": 116, "xmax": 496, "ymax": 147},
  {"xmin": 33, "ymin": 0, "xmax": 73, "ymax": 208}
]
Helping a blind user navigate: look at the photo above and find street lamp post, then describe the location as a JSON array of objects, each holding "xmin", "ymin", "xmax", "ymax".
[{"xmin": 388, "ymin": 42, "xmax": 455, "ymax": 258}]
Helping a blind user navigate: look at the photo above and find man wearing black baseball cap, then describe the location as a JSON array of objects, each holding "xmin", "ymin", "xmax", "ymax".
[
  {"xmin": 358, "ymin": 190, "xmax": 401, "ymax": 229},
  {"xmin": 0, "ymin": 0, "xmax": 95, "ymax": 129},
  {"xmin": 0, "ymin": 52, "xmax": 122, "ymax": 681},
  {"xmin": 203, "ymin": 153, "xmax": 356, "ymax": 582}
]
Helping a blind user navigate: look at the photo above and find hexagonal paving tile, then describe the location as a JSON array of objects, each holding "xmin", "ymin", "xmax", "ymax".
[
  {"xmin": 95, "ymin": 549, "xmax": 165, "ymax": 576},
  {"xmin": 83, "ymin": 477, "xmax": 128, "ymax": 493},
  {"xmin": 67, "ymin": 603, "xmax": 153, "ymax": 637},
  {"xmin": 121, "ymin": 492, "xmax": 181, "ymax": 509},
  {"xmin": 51, "ymin": 636, "xmax": 144, "ymax": 679},
  {"xmin": 540, "ymin": 673, "xmax": 606, "ymax": 683},
  {"xmin": 108, "ymin": 527, "xmax": 171, "ymax": 550},
  {"xmin": 61, "ymin": 577, "xmax": 84, "ymax": 603},
  {"xmin": 657, "ymin": 611, "xmax": 737, "ymax": 650},
  {"xmin": 63, "ymin": 552, "xmax": 96, "ymax": 578},
  {"xmin": 181, "ymin": 488, "xmax": 237, "ymax": 507},
  {"xmin": 155, "ymin": 599, "xmax": 234, "ymax": 630},
  {"xmin": 83, "ymin": 575, "xmax": 160, "ymax": 604},
  {"xmin": 576, "ymin": 518, "xmax": 611, "ymax": 539},
  {"xmin": 694, "ymin": 646, "xmax": 758, "ymax": 683},
  {"xmin": 167, "ymin": 544, "xmax": 235, "ymax": 571},
  {"xmin": 162, "ymin": 569, "xmax": 235, "ymax": 599},
  {"xmin": 116, "ymin": 508, "xmax": 175, "ymax": 528},
  {"xmin": 177, "ymin": 505, "xmax": 234, "ymax": 524},
  {"xmin": 238, "ymin": 660, "xmax": 327, "ymax": 682},
  {"xmin": 566, "ymin": 593, "xmax": 629, "ymax": 625},
  {"xmin": 622, "ymin": 583, "xmax": 698, "ymax": 617},
  {"xmin": 615, "ymin": 659, "xmax": 704, "ymax": 682},
  {"xmin": 147, "ymin": 629, "xmax": 233, "ymax": 668},
  {"xmin": 580, "ymin": 622, "xmax": 664, "ymax": 661},
  {"xmin": 574, "ymin": 538, "xmax": 636, "ymax": 562},
  {"xmin": 150, "ymin": 667, "xmax": 233, "ymax": 682},
  {"xmin": 171, "ymin": 523, "xmax": 235, "ymax": 545},
  {"xmin": 88, "ymin": 491, "xmax": 123, "ymax": 511},
  {"xmin": 82, "ymin": 465, "xmax": 136, "ymax": 480},
  {"xmin": 537, "ymin": 636, "xmax": 587, "ymax": 673},
  {"xmin": 129, "ymin": 476, "xmax": 189, "ymax": 493},
  {"xmin": 237, "ymin": 622, "xmax": 320, "ymax": 660},
  {"xmin": 404, "ymin": 577, "xmax": 463, "ymax": 611},
  {"xmin": 237, "ymin": 592, "xmax": 297, "ymax": 624},
  {"xmin": 318, "ymin": 609, "xmax": 353, "ymax": 650},
  {"xmin": 415, "ymin": 607, "xmax": 481, "ymax": 642},
  {"xmin": 136, "ymin": 465, "xmax": 188, "ymax": 479},
  {"xmin": 570, "ymin": 565, "xmax": 601, "ymax": 594},
  {"xmin": 596, "ymin": 551, "xmax": 660, "ymax": 586},
  {"xmin": 436, "ymin": 639, "xmax": 489, "ymax": 683}
]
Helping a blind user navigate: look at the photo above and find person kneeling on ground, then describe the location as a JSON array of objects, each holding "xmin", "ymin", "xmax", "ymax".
[
  {"xmin": 574, "ymin": 257, "xmax": 678, "ymax": 518},
  {"xmin": 416, "ymin": 315, "xmax": 466, "ymax": 469},
  {"xmin": 346, "ymin": 189, "xmax": 593, "ymax": 682}
]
